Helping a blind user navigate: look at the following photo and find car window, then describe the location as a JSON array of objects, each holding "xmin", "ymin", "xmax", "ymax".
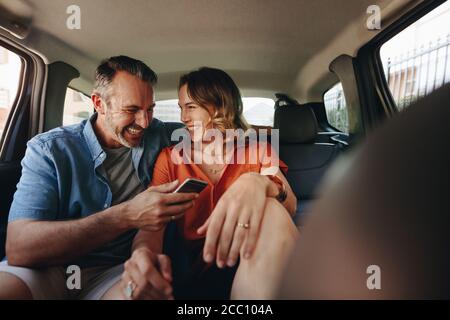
[
  {"xmin": 63, "ymin": 87, "xmax": 93, "ymax": 126},
  {"xmin": 242, "ymin": 98, "xmax": 274, "ymax": 126},
  {"xmin": 0, "ymin": 45, "xmax": 22, "ymax": 141},
  {"xmin": 323, "ymin": 82, "xmax": 349, "ymax": 133},
  {"xmin": 155, "ymin": 97, "xmax": 275, "ymax": 126},
  {"xmin": 153, "ymin": 99, "xmax": 180, "ymax": 122},
  {"xmin": 380, "ymin": 1, "xmax": 450, "ymax": 111}
]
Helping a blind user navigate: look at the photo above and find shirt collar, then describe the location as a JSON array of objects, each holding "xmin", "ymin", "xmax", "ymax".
[
  {"xmin": 83, "ymin": 113, "xmax": 148, "ymax": 169},
  {"xmin": 83, "ymin": 113, "xmax": 105, "ymax": 162}
]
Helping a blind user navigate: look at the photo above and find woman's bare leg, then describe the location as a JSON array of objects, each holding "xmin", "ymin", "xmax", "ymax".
[{"xmin": 230, "ymin": 198, "xmax": 299, "ymax": 299}]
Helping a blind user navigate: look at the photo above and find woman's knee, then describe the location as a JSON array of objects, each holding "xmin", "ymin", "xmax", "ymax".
[
  {"xmin": 260, "ymin": 198, "xmax": 299, "ymax": 240},
  {"xmin": 231, "ymin": 199, "xmax": 299, "ymax": 299},
  {"xmin": 242, "ymin": 198, "xmax": 298, "ymax": 263}
]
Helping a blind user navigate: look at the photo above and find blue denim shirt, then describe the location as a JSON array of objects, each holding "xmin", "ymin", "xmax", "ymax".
[{"xmin": 8, "ymin": 114, "xmax": 169, "ymax": 267}]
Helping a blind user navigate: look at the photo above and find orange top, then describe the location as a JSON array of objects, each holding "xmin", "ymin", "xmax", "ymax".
[{"xmin": 151, "ymin": 141, "xmax": 288, "ymax": 240}]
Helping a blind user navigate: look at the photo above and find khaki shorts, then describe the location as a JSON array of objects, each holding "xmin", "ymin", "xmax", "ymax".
[{"xmin": 0, "ymin": 260, "xmax": 123, "ymax": 300}]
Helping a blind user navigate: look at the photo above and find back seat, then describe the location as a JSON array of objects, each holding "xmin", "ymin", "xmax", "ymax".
[{"xmin": 274, "ymin": 101, "xmax": 344, "ymax": 225}]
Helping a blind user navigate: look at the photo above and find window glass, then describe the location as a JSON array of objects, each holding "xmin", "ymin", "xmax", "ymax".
[
  {"xmin": 380, "ymin": 1, "xmax": 450, "ymax": 110},
  {"xmin": 0, "ymin": 46, "xmax": 22, "ymax": 138},
  {"xmin": 242, "ymin": 98, "xmax": 274, "ymax": 126},
  {"xmin": 63, "ymin": 87, "xmax": 93, "ymax": 125},
  {"xmin": 154, "ymin": 97, "xmax": 275, "ymax": 126},
  {"xmin": 323, "ymin": 82, "xmax": 349, "ymax": 133},
  {"xmin": 153, "ymin": 99, "xmax": 180, "ymax": 122}
]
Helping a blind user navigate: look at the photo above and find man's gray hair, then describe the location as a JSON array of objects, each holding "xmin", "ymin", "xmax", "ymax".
[{"xmin": 93, "ymin": 55, "xmax": 158, "ymax": 101}]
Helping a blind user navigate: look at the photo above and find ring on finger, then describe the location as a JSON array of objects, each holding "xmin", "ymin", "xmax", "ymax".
[
  {"xmin": 124, "ymin": 280, "xmax": 137, "ymax": 298},
  {"xmin": 237, "ymin": 222, "xmax": 250, "ymax": 229}
]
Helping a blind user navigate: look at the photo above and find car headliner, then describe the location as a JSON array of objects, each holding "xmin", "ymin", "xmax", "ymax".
[{"xmin": 1, "ymin": 0, "xmax": 422, "ymax": 101}]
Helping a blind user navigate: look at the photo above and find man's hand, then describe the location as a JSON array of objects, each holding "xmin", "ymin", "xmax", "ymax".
[
  {"xmin": 123, "ymin": 180, "xmax": 198, "ymax": 231},
  {"xmin": 197, "ymin": 173, "xmax": 270, "ymax": 268},
  {"xmin": 121, "ymin": 248, "xmax": 173, "ymax": 300},
  {"xmin": 5, "ymin": 180, "xmax": 194, "ymax": 267}
]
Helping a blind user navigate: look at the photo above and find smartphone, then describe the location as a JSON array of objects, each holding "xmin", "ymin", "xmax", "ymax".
[{"xmin": 173, "ymin": 178, "xmax": 208, "ymax": 194}]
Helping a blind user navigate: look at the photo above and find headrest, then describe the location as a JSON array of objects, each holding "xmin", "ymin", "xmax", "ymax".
[{"xmin": 274, "ymin": 104, "xmax": 318, "ymax": 144}]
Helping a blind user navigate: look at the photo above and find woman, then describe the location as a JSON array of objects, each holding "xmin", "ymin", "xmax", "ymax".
[{"xmin": 136, "ymin": 67, "xmax": 298, "ymax": 299}]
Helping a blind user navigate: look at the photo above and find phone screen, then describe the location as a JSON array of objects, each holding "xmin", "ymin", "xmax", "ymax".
[{"xmin": 174, "ymin": 178, "xmax": 208, "ymax": 193}]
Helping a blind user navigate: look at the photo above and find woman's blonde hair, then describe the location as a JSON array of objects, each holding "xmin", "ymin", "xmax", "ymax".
[{"xmin": 179, "ymin": 67, "xmax": 250, "ymax": 133}]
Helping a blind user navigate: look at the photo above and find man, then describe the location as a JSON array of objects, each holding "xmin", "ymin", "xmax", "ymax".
[{"xmin": 0, "ymin": 56, "xmax": 197, "ymax": 299}]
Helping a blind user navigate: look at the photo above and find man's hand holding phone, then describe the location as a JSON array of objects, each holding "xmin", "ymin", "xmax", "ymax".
[
  {"xmin": 123, "ymin": 179, "xmax": 204, "ymax": 231},
  {"xmin": 173, "ymin": 178, "xmax": 208, "ymax": 194}
]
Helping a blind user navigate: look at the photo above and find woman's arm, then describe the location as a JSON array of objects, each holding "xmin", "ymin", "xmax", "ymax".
[
  {"xmin": 131, "ymin": 147, "xmax": 174, "ymax": 254},
  {"xmin": 261, "ymin": 169, "xmax": 297, "ymax": 216},
  {"xmin": 132, "ymin": 228, "xmax": 165, "ymax": 254},
  {"xmin": 115, "ymin": 149, "xmax": 177, "ymax": 300},
  {"xmin": 259, "ymin": 142, "xmax": 297, "ymax": 216}
]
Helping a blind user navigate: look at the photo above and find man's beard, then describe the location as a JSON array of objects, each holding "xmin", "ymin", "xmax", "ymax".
[{"xmin": 105, "ymin": 112, "xmax": 134, "ymax": 148}]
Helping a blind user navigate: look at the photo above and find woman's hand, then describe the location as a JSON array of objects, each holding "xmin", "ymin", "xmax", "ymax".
[{"xmin": 197, "ymin": 172, "xmax": 270, "ymax": 268}]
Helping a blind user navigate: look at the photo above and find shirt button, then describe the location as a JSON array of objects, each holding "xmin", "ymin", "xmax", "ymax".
[{"xmin": 104, "ymin": 203, "xmax": 108, "ymax": 208}]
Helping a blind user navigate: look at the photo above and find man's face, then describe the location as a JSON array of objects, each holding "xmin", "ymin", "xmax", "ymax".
[{"xmin": 96, "ymin": 71, "xmax": 155, "ymax": 148}]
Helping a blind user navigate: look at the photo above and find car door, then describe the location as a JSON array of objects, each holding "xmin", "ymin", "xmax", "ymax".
[{"xmin": 0, "ymin": 40, "xmax": 37, "ymax": 259}]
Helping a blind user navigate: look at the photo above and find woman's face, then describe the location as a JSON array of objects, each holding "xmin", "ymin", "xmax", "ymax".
[{"xmin": 178, "ymin": 84, "xmax": 214, "ymax": 142}]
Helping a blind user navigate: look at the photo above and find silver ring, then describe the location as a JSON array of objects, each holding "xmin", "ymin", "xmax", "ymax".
[
  {"xmin": 124, "ymin": 280, "xmax": 136, "ymax": 298},
  {"xmin": 237, "ymin": 222, "xmax": 250, "ymax": 229}
]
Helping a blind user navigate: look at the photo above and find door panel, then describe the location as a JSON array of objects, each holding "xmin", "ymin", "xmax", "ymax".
[{"xmin": 0, "ymin": 161, "xmax": 21, "ymax": 259}]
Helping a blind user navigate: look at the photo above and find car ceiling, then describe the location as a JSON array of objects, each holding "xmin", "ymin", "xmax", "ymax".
[{"xmin": 2, "ymin": 0, "xmax": 422, "ymax": 101}]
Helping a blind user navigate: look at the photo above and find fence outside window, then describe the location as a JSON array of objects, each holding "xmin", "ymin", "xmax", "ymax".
[{"xmin": 385, "ymin": 34, "xmax": 450, "ymax": 110}]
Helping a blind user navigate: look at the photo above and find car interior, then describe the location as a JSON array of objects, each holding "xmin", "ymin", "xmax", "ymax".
[
  {"xmin": 0, "ymin": 0, "xmax": 449, "ymax": 297},
  {"xmin": 280, "ymin": 83, "xmax": 450, "ymax": 299}
]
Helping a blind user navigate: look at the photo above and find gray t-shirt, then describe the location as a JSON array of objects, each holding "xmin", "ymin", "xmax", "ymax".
[
  {"xmin": 102, "ymin": 146, "xmax": 145, "ymax": 205},
  {"xmin": 77, "ymin": 147, "xmax": 145, "ymax": 267}
]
